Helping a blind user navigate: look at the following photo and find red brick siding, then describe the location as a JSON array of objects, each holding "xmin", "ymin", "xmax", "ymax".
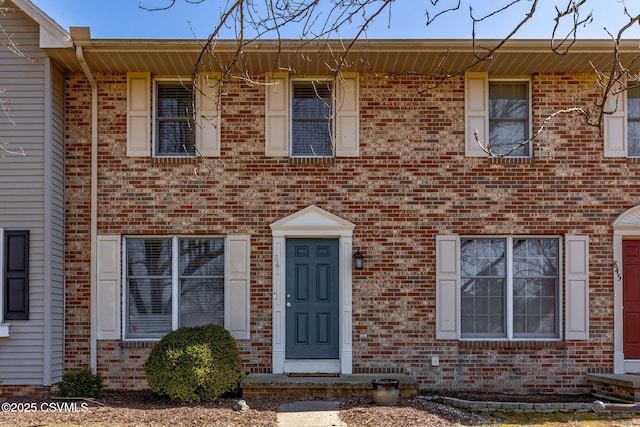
[{"xmin": 65, "ymin": 71, "xmax": 627, "ymax": 393}]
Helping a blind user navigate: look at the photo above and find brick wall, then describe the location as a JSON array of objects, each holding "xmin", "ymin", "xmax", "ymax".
[{"xmin": 65, "ymin": 71, "xmax": 627, "ymax": 393}]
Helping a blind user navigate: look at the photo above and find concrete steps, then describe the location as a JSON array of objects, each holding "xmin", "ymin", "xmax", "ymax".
[
  {"xmin": 241, "ymin": 373, "xmax": 419, "ymax": 399},
  {"xmin": 588, "ymin": 373, "xmax": 640, "ymax": 402}
]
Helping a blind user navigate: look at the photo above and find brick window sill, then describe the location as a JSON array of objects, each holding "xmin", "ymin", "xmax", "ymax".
[
  {"xmin": 120, "ymin": 340, "xmax": 158, "ymax": 349},
  {"xmin": 458, "ymin": 340, "xmax": 567, "ymax": 351}
]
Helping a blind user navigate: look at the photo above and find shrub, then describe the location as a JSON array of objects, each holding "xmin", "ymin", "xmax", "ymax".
[
  {"xmin": 55, "ymin": 368, "xmax": 103, "ymax": 398},
  {"xmin": 144, "ymin": 324, "xmax": 243, "ymax": 403}
]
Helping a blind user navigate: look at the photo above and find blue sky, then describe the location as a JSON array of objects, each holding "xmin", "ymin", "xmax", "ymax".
[{"xmin": 29, "ymin": 0, "xmax": 640, "ymax": 40}]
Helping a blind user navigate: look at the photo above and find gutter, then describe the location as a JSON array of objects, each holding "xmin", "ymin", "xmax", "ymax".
[{"xmin": 71, "ymin": 28, "xmax": 99, "ymax": 372}]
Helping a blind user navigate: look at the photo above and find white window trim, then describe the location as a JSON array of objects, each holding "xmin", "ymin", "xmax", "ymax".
[
  {"xmin": 459, "ymin": 235, "xmax": 563, "ymax": 341},
  {"xmin": 122, "ymin": 235, "xmax": 226, "ymax": 341},
  {"xmin": 488, "ymin": 77, "xmax": 533, "ymax": 159},
  {"xmin": 289, "ymin": 77, "xmax": 335, "ymax": 158}
]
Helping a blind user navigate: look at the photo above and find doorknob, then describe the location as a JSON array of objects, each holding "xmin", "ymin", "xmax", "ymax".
[{"xmin": 286, "ymin": 302, "xmax": 291, "ymax": 307}]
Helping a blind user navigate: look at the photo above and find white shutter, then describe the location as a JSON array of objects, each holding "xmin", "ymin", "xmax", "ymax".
[
  {"xmin": 225, "ymin": 234, "xmax": 251, "ymax": 339},
  {"xmin": 604, "ymin": 82, "xmax": 627, "ymax": 157},
  {"xmin": 265, "ymin": 72, "xmax": 289, "ymax": 157},
  {"xmin": 196, "ymin": 73, "xmax": 221, "ymax": 157},
  {"xmin": 436, "ymin": 234, "xmax": 460, "ymax": 339},
  {"xmin": 565, "ymin": 235, "xmax": 589, "ymax": 340},
  {"xmin": 96, "ymin": 235, "xmax": 121, "ymax": 340},
  {"xmin": 127, "ymin": 72, "xmax": 151, "ymax": 157},
  {"xmin": 465, "ymin": 72, "xmax": 488, "ymax": 157},
  {"xmin": 335, "ymin": 72, "xmax": 360, "ymax": 157}
]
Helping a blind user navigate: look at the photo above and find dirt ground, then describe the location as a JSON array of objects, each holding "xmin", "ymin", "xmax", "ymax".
[{"xmin": 0, "ymin": 390, "xmax": 639, "ymax": 426}]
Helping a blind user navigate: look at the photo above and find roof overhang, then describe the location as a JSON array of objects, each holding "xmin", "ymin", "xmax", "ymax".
[{"xmin": 46, "ymin": 34, "xmax": 640, "ymax": 76}]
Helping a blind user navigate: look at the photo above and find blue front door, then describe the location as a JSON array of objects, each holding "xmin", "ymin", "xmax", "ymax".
[{"xmin": 285, "ymin": 238, "xmax": 340, "ymax": 359}]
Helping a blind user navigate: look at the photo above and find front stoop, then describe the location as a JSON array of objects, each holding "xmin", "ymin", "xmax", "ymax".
[
  {"xmin": 241, "ymin": 373, "xmax": 419, "ymax": 399},
  {"xmin": 587, "ymin": 373, "xmax": 640, "ymax": 402}
]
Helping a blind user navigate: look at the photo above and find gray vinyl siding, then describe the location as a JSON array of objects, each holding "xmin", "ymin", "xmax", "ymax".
[{"xmin": 0, "ymin": 6, "xmax": 65, "ymax": 386}]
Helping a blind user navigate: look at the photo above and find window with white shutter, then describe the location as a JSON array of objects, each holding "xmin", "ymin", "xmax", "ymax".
[
  {"xmin": 126, "ymin": 72, "xmax": 220, "ymax": 158},
  {"xmin": 436, "ymin": 234, "xmax": 589, "ymax": 341},
  {"xmin": 465, "ymin": 72, "xmax": 532, "ymax": 158},
  {"xmin": 265, "ymin": 73, "xmax": 359, "ymax": 158},
  {"xmin": 603, "ymin": 79, "xmax": 640, "ymax": 158},
  {"xmin": 123, "ymin": 235, "xmax": 250, "ymax": 340}
]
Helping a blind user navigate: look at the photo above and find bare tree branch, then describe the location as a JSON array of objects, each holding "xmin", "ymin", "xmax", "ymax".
[{"xmin": 141, "ymin": 0, "xmax": 640, "ymax": 160}]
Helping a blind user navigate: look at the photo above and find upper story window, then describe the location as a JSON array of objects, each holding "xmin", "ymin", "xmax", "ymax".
[
  {"xmin": 154, "ymin": 80, "xmax": 195, "ymax": 157},
  {"xmin": 603, "ymin": 79, "xmax": 640, "ymax": 158},
  {"xmin": 265, "ymin": 72, "xmax": 360, "ymax": 158},
  {"xmin": 489, "ymin": 81, "xmax": 530, "ymax": 157},
  {"xmin": 126, "ymin": 72, "xmax": 220, "ymax": 158},
  {"xmin": 627, "ymin": 85, "xmax": 640, "ymax": 157},
  {"xmin": 464, "ymin": 72, "xmax": 532, "ymax": 158},
  {"xmin": 291, "ymin": 80, "xmax": 334, "ymax": 157}
]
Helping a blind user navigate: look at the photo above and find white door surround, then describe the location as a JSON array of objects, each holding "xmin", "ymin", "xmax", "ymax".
[
  {"xmin": 613, "ymin": 205, "xmax": 640, "ymax": 373},
  {"xmin": 270, "ymin": 205, "xmax": 354, "ymax": 374}
]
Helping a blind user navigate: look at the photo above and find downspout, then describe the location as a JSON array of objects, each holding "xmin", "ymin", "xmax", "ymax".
[{"xmin": 72, "ymin": 29, "xmax": 99, "ymax": 372}]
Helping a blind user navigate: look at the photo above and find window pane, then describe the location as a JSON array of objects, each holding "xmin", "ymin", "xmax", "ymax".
[
  {"xmin": 179, "ymin": 238, "xmax": 225, "ymax": 327},
  {"xmin": 512, "ymin": 239, "xmax": 559, "ymax": 337},
  {"xmin": 489, "ymin": 83, "xmax": 528, "ymax": 118},
  {"xmin": 292, "ymin": 121, "xmax": 332, "ymax": 156},
  {"xmin": 126, "ymin": 239, "xmax": 173, "ymax": 338},
  {"xmin": 292, "ymin": 81, "xmax": 333, "ymax": 157},
  {"xmin": 628, "ymin": 85, "xmax": 640, "ymax": 119},
  {"xmin": 629, "ymin": 85, "xmax": 640, "ymax": 157},
  {"xmin": 489, "ymin": 121, "xmax": 529, "ymax": 156},
  {"xmin": 293, "ymin": 84, "xmax": 332, "ymax": 118},
  {"xmin": 629, "ymin": 122, "xmax": 640, "ymax": 157},
  {"xmin": 460, "ymin": 239, "xmax": 506, "ymax": 337},
  {"xmin": 180, "ymin": 278, "xmax": 224, "ymax": 327},
  {"xmin": 489, "ymin": 82, "xmax": 529, "ymax": 157},
  {"xmin": 156, "ymin": 82, "xmax": 195, "ymax": 156}
]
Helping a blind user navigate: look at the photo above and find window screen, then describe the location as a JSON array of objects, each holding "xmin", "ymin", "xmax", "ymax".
[
  {"xmin": 125, "ymin": 237, "xmax": 225, "ymax": 339},
  {"xmin": 179, "ymin": 238, "xmax": 225, "ymax": 327},
  {"xmin": 460, "ymin": 239, "xmax": 506, "ymax": 337},
  {"xmin": 155, "ymin": 81, "xmax": 195, "ymax": 157},
  {"xmin": 460, "ymin": 237, "xmax": 559, "ymax": 339},
  {"xmin": 489, "ymin": 82, "xmax": 530, "ymax": 157},
  {"xmin": 292, "ymin": 81, "xmax": 333, "ymax": 157},
  {"xmin": 126, "ymin": 238, "xmax": 173, "ymax": 339},
  {"xmin": 628, "ymin": 85, "xmax": 640, "ymax": 157}
]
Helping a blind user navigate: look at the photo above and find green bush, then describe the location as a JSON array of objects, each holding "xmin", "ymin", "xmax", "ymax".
[
  {"xmin": 144, "ymin": 324, "xmax": 243, "ymax": 403},
  {"xmin": 55, "ymin": 368, "xmax": 103, "ymax": 398}
]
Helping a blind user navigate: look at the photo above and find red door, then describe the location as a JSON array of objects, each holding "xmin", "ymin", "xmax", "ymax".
[{"xmin": 623, "ymin": 240, "xmax": 640, "ymax": 358}]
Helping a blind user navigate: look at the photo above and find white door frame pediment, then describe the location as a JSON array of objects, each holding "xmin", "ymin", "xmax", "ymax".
[{"xmin": 270, "ymin": 205, "xmax": 354, "ymax": 374}]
